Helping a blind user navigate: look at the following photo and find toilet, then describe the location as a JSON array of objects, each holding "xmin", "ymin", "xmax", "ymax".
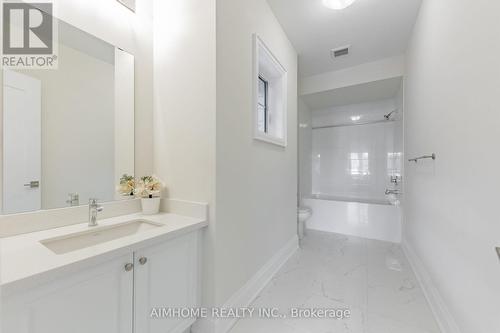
[{"xmin": 297, "ymin": 207, "xmax": 312, "ymax": 240}]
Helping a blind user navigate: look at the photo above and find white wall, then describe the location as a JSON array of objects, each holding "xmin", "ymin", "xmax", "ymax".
[
  {"xmin": 298, "ymin": 99, "xmax": 312, "ymax": 201},
  {"xmin": 153, "ymin": 0, "xmax": 216, "ymax": 203},
  {"xmin": 153, "ymin": 0, "xmax": 216, "ymax": 307},
  {"xmin": 215, "ymin": 0, "xmax": 298, "ymax": 306},
  {"xmin": 404, "ymin": 0, "xmax": 500, "ymax": 331},
  {"xmin": 300, "ymin": 55, "xmax": 405, "ymax": 96}
]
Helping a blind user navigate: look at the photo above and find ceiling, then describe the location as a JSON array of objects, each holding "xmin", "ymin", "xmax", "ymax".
[
  {"xmin": 302, "ymin": 77, "xmax": 402, "ymax": 110},
  {"xmin": 267, "ymin": 0, "xmax": 422, "ymax": 76}
]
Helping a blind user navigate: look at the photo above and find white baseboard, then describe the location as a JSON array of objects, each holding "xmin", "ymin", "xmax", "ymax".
[
  {"xmin": 402, "ymin": 239, "xmax": 461, "ymax": 333},
  {"xmin": 191, "ymin": 235, "xmax": 299, "ymax": 333}
]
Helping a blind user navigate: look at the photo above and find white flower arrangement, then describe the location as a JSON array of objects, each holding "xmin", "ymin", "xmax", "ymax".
[
  {"xmin": 135, "ymin": 175, "xmax": 164, "ymax": 199},
  {"xmin": 117, "ymin": 174, "xmax": 164, "ymax": 198},
  {"xmin": 118, "ymin": 174, "xmax": 136, "ymax": 196}
]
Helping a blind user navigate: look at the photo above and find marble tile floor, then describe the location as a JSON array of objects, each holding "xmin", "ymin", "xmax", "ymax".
[{"xmin": 229, "ymin": 230, "xmax": 441, "ymax": 333}]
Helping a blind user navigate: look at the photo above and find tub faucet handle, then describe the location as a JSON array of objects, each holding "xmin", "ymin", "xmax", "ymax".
[{"xmin": 385, "ymin": 189, "xmax": 401, "ymax": 195}]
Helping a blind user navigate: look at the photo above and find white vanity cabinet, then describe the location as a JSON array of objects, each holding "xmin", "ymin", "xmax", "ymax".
[
  {"xmin": 2, "ymin": 254, "xmax": 135, "ymax": 333},
  {"xmin": 2, "ymin": 230, "xmax": 201, "ymax": 333},
  {"xmin": 134, "ymin": 230, "xmax": 200, "ymax": 333}
]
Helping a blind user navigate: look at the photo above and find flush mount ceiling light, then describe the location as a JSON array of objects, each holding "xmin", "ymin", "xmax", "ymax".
[{"xmin": 322, "ymin": 0, "xmax": 357, "ymax": 10}]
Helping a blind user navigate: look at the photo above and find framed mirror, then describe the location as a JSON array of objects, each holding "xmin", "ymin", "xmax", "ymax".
[{"xmin": 1, "ymin": 19, "xmax": 135, "ymax": 214}]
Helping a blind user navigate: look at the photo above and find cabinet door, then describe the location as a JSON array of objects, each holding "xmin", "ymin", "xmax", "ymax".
[
  {"xmin": 2, "ymin": 254, "xmax": 134, "ymax": 333},
  {"xmin": 134, "ymin": 231, "xmax": 200, "ymax": 333}
]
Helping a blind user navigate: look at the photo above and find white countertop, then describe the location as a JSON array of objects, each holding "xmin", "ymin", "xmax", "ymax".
[{"xmin": 0, "ymin": 212, "xmax": 207, "ymax": 293}]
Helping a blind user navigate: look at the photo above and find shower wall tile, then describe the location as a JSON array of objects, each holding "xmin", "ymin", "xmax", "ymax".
[{"xmin": 311, "ymin": 99, "xmax": 402, "ymax": 201}]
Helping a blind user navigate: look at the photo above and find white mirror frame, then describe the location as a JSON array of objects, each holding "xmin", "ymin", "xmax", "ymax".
[{"xmin": 252, "ymin": 34, "xmax": 288, "ymax": 147}]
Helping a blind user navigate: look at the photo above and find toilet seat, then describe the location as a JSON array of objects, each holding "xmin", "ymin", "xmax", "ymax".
[
  {"xmin": 298, "ymin": 207, "xmax": 311, "ymax": 214},
  {"xmin": 298, "ymin": 207, "xmax": 312, "ymax": 220}
]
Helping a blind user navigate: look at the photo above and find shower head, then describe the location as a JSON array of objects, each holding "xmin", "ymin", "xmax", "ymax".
[{"xmin": 384, "ymin": 110, "xmax": 397, "ymax": 120}]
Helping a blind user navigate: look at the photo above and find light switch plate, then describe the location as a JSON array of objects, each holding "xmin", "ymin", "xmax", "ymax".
[{"xmin": 117, "ymin": 0, "xmax": 135, "ymax": 12}]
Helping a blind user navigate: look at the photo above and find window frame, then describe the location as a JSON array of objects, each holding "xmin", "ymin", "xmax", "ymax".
[
  {"xmin": 257, "ymin": 75, "xmax": 269, "ymax": 133},
  {"xmin": 253, "ymin": 34, "xmax": 288, "ymax": 147}
]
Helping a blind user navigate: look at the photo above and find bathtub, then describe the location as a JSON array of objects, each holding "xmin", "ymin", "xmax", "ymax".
[{"xmin": 302, "ymin": 194, "xmax": 401, "ymax": 243}]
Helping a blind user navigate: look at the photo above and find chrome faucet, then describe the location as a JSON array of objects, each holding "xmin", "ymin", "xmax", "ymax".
[
  {"xmin": 88, "ymin": 198, "xmax": 103, "ymax": 227},
  {"xmin": 390, "ymin": 176, "xmax": 401, "ymax": 185},
  {"xmin": 385, "ymin": 189, "xmax": 401, "ymax": 195},
  {"xmin": 66, "ymin": 193, "xmax": 80, "ymax": 206}
]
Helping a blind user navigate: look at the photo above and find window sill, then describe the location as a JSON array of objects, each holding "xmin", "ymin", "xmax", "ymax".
[{"xmin": 254, "ymin": 132, "xmax": 287, "ymax": 147}]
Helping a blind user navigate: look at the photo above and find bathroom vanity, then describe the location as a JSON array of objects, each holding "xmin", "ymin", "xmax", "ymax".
[
  {"xmin": 0, "ymin": 8, "xmax": 208, "ymax": 333},
  {"xmin": 1, "ymin": 210, "xmax": 207, "ymax": 333}
]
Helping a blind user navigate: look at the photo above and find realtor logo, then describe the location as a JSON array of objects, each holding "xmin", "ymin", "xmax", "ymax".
[{"xmin": 2, "ymin": 1, "xmax": 58, "ymax": 68}]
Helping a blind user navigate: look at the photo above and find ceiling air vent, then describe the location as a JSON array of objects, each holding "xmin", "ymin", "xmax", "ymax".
[{"xmin": 331, "ymin": 45, "xmax": 350, "ymax": 59}]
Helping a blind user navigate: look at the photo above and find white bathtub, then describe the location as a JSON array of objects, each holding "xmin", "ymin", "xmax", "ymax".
[{"xmin": 302, "ymin": 195, "xmax": 401, "ymax": 243}]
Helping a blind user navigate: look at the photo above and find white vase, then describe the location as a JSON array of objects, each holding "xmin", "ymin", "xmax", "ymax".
[{"xmin": 141, "ymin": 197, "xmax": 161, "ymax": 215}]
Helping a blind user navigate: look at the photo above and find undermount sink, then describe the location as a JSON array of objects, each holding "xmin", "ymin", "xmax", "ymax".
[{"xmin": 40, "ymin": 220, "xmax": 163, "ymax": 255}]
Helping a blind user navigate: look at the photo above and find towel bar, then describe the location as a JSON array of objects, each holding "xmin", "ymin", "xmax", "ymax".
[{"xmin": 408, "ymin": 153, "xmax": 436, "ymax": 163}]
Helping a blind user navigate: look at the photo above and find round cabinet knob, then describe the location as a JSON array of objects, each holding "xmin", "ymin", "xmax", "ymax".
[
  {"xmin": 124, "ymin": 263, "xmax": 134, "ymax": 272},
  {"xmin": 138, "ymin": 257, "xmax": 148, "ymax": 265}
]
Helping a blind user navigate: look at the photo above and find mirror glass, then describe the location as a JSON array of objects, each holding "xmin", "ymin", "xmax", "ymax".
[{"xmin": 2, "ymin": 19, "xmax": 135, "ymax": 214}]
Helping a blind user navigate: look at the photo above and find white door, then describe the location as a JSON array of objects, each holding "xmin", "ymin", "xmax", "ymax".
[
  {"xmin": 3, "ymin": 69, "xmax": 42, "ymax": 214},
  {"xmin": 134, "ymin": 232, "xmax": 200, "ymax": 333},
  {"xmin": 2, "ymin": 254, "xmax": 134, "ymax": 333}
]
